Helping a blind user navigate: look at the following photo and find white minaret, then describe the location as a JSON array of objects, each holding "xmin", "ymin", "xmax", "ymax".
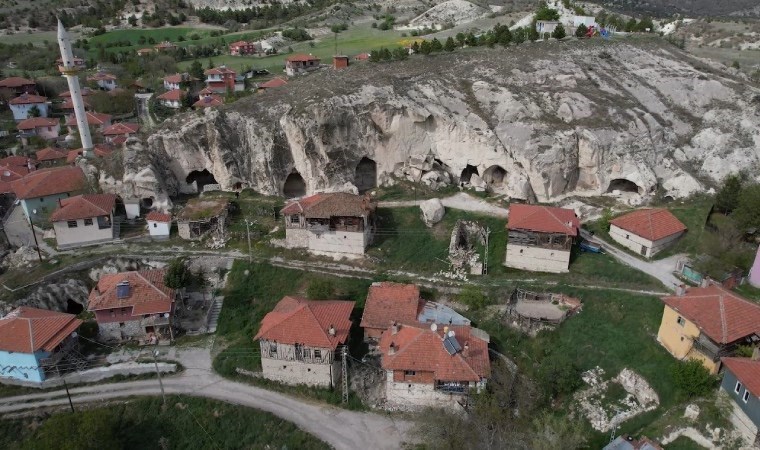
[{"xmin": 57, "ymin": 19, "xmax": 93, "ymax": 156}]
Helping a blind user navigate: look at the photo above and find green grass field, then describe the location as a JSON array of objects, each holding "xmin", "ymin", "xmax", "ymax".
[{"xmin": 0, "ymin": 396, "xmax": 328, "ymax": 449}]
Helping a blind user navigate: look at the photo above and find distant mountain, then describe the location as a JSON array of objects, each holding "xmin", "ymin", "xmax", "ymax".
[{"xmin": 589, "ymin": 0, "xmax": 760, "ymax": 18}]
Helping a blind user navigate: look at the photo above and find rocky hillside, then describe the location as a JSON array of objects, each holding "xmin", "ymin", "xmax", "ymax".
[{"xmin": 133, "ymin": 39, "xmax": 760, "ymax": 205}]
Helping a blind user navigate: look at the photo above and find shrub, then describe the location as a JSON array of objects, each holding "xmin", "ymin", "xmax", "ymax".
[
  {"xmin": 537, "ymin": 353, "xmax": 582, "ymax": 399},
  {"xmin": 164, "ymin": 258, "xmax": 191, "ymax": 289},
  {"xmin": 575, "ymin": 23, "xmax": 588, "ymax": 38},
  {"xmin": 457, "ymin": 285, "xmax": 487, "ymax": 310},
  {"xmin": 307, "ymin": 279, "xmax": 334, "ymax": 300},
  {"xmin": 552, "ymin": 23, "xmax": 566, "ymax": 39},
  {"xmin": 671, "ymin": 359, "xmax": 716, "ymax": 398}
]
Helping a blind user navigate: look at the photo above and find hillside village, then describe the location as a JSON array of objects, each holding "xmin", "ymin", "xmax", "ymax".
[{"xmin": 0, "ymin": 0, "xmax": 759, "ymax": 448}]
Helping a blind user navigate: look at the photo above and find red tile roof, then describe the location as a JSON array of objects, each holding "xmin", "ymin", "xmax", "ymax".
[
  {"xmin": 59, "ymin": 87, "xmax": 93, "ymax": 97},
  {"xmin": 0, "ymin": 77, "xmax": 35, "ymax": 88},
  {"xmin": 17, "ymin": 117, "xmax": 59, "ymax": 130},
  {"xmin": 722, "ymin": 357, "xmax": 760, "ymax": 398},
  {"xmin": 254, "ymin": 296, "xmax": 354, "ymax": 350},
  {"xmin": 610, "ymin": 208, "xmax": 687, "ymax": 241},
  {"xmin": 0, "ymin": 155, "xmax": 33, "ymax": 168},
  {"xmin": 0, "ymin": 307, "xmax": 82, "ymax": 353},
  {"xmin": 360, "ymin": 282, "xmax": 421, "ymax": 330},
  {"xmin": 199, "ymin": 87, "xmax": 214, "ymax": 95},
  {"xmin": 157, "ymin": 89, "xmax": 186, "ymax": 101},
  {"xmin": 50, "ymin": 193, "xmax": 116, "ymax": 222},
  {"xmin": 281, "ymin": 192, "xmax": 376, "ymax": 218},
  {"xmin": 137, "ymin": 48, "xmax": 154, "ymax": 55},
  {"xmin": 154, "ymin": 41, "xmax": 177, "ymax": 50},
  {"xmin": 65, "ymin": 111, "xmax": 111, "ymax": 127},
  {"xmin": 146, "ymin": 211, "xmax": 172, "ymax": 223},
  {"xmin": 89, "ymin": 270, "xmax": 175, "ymax": 314},
  {"xmin": 379, "ymin": 323, "xmax": 490, "ymax": 382},
  {"xmin": 35, "ymin": 147, "xmax": 67, "ymax": 162},
  {"xmin": 0, "ymin": 164, "xmax": 30, "ymax": 194},
  {"xmin": 204, "ymin": 66, "xmax": 236, "ymax": 75},
  {"xmin": 229, "ymin": 40, "xmax": 251, "ymax": 47},
  {"xmin": 164, "ymin": 74, "xmax": 183, "ymax": 84},
  {"xmin": 87, "ymin": 72, "xmax": 116, "ymax": 81},
  {"xmin": 507, "ymin": 203, "xmax": 579, "ymax": 236},
  {"xmin": 287, "ymin": 54, "xmax": 320, "ymax": 63},
  {"xmin": 662, "ymin": 285, "xmax": 760, "ymax": 344},
  {"xmin": 102, "ymin": 122, "xmax": 139, "ymax": 136},
  {"xmin": 60, "ymin": 97, "xmax": 91, "ymax": 110},
  {"xmin": 11, "ymin": 166, "xmax": 85, "ymax": 199},
  {"xmin": 9, "ymin": 93, "xmax": 47, "ymax": 105},
  {"xmin": 93, "ymin": 144, "xmax": 114, "ymax": 157},
  {"xmin": 354, "ymin": 53, "xmax": 370, "ymax": 60},
  {"xmin": 66, "ymin": 150, "xmax": 82, "ymax": 164},
  {"xmin": 193, "ymin": 95, "xmax": 224, "ymax": 108},
  {"xmin": 259, "ymin": 77, "xmax": 287, "ymax": 89}
]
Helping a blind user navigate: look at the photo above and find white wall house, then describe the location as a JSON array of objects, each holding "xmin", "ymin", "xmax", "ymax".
[
  {"xmin": 608, "ymin": 208, "xmax": 687, "ymax": 258},
  {"xmin": 9, "ymin": 94, "xmax": 49, "ymax": 121},
  {"xmin": 50, "ymin": 194, "xmax": 117, "ymax": 249},
  {"xmin": 505, "ymin": 204, "xmax": 579, "ymax": 274},
  {"xmin": 146, "ymin": 211, "xmax": 171, "ymax": 239}
]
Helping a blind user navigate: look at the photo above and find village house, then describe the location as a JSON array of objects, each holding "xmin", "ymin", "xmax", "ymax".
[
  {"xmin": 146, "ymin": 211, "xmax": 171, "ymax": 239},
  {"xmin": 0, "ymin": 307, "xmax": 82, "ymax": 383},
  {"xmin": 16, "ymin": 117, "xmax": 60, "ymax": 144},
  {"xmin": 102, "ymin": 122, "xmax": 139, "ymax": 145},
  {"xmin": 719, "ymin": 356, "xmax": 760, "ymax": 445},
  {"xmin": 285, "ymin": 54, "xmax": 321, "ymax": 76},
  {"xmin": 657, "ymin": 285, "xmax": 760, "ymax": 374},
  {"xmin": 65, "ymin": 111, "xmax": 112, "ymax": 134},
  {"xmin": 157, "ymin": 89, "xmax": 186, "ymax": 109},
  {"xmin": 535, "ymin": 20, "xmax": 561, "ymax": 35},
  {"xmin": 87, "ymin": 71, "xmax": 117, "ymax": 91},
  {"xmin": 204, "ymin": 66, "xmax": 236, "ymax": 93},
  {"xmin": 50, "ymin": 193, "xmax": 118, "ymax": 249},
  {"xmin": 378, "ymin": 322, "xmax": 490, "ymax": 408},
  {"xmin": 609, "ymin": 208, "xmax": 687, "ymax": 258},
  {"xmin": 137, "ymin": 48, "xmax": 154, "ymax": 57},
  {"xmin": 9, "ymin": 93, "xmax": 49, "ymax": 121},
  {"xmin": 163, "ymin": 73, "xmax": 192, "ymax": 91},
  {"xmin": 603, "ymin": 435, "xmax": 663, "ymax": 450},
  {"xmin": 254, "ymin": 296, "xmax": 354, "ymax": 387},
  {"xmin": 34, "ymin": 147, "xmax": 67, "ymax": 167},
  {"xmin": 59, "ymin": 87, "xmax": 94, "ymax": 100},
  {"xmin": 229, "ymin": 40, "xmax": 259, "ymax": 55},
  {"xmin": 193, "ymin": 95, "xmax": 223, "ymax": 109},
  {"xmin": 354, "ymin": 52, "xmax": 370, "ymax": 61},
  {"xmin": 333, "ymin": 55, "xmax": 349, "ymax": 69},
  {"xmin": 10, "ymin": 166, "xmax": 85, "ymax": 225},
  {"xmin": 504, "ymin": 203, "xmax": 579, "ymax": 273},
  {"xmin": 88, "ymin": 269, "xmax": 176, "ymax": 343},
  {"xmin": 0, "ymin": 163, "xmax": 30, "ymax": 195},
  {"xmin": 282, "ymin": 192, "xmax": 376, "ymax": 258},
  {"xmin": 60, "ymin": 96, "xmax": 91, "ymax": 113},
  {"xmin": 0, "ymin": 76, "xmax": 36, "ymax": 99},
  {"xmin": 154, "ymin": 41, "xmax": 177, "ymax": 52},
  {"xmin": 177, "ymin": 197, "xmax": 230, "ymax": 240},
  {"xmin": 258, "ymin": 77, "xmax": 287, "ymax": 91}
]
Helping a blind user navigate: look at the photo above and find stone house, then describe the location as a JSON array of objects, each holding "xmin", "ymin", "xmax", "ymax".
[
  {"xmin": 146, "ymin": 211, "xmax": 171, "ymax": 239},
  {"xmin": 609, "ymin": 208, "xmax": 686, "ymax": 258},
  {"xmin": 9, "ymin": 93, "xmax": 49, "ymax": 121},
  {"xmin": 378, "ymin": 322, "xmax": 490, "ymax": 409},
  {"xmin": 0, "ymin": 76, "xmax": 36, "ymax": 99},
  {"xmin": 157, "ymin": 89, "xmax": 186, "ymax": 109},
  {"xmin": 504, "ymin": 203, "xmax": 579, "ymax": 273},
  {"xmin": 87, "ymin": 71, "xmax": 117, "ymax": 91},
  {"xmin": 176, "ymin": 197, "xmax": 230, "ymax": 240},
  {"xmin": 720, "ymin": 356, "xmax": 760, "ymax": 446},
  {"xmin": 657, "ymin": 285, "xmax": 760, "ymax": 374},
  {"xmin": 88, "ymin": 270, "xmax": 176, "ymax": 343},
  {"xmin": 285, "ymin": 54, "xmax": 321, "ymax": 76},
  {"xmin": 34, "ymin": 147, "xmax": 67, "ymax": 167},
  {"xmin": 16, "ymin": 117, "xmax": 60, "ymax": 144},
  {"xmin": 0, "ymin": 307, "xmax": 81, "ymax": 383},
  {"xmin": 10, "ymin": 166, "xmax": 85, "ymax": 225},
  {"xmin": 281, "ymin": 192, "xmax": 376, "ymax": 258},
  {"xmin": 254, "ymin": 296, "xmax": 355, "ymax": 388},
  {"xmin": 50, "ymin": 193, "xmax": 117, "ymax": 249}
]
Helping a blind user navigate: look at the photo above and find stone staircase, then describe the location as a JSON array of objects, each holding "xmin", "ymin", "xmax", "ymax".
[{"xmin": 207, "ymin": 298, "xmax": 223, "ymax": 333}]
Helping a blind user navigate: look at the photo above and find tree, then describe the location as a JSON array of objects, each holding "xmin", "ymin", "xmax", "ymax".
[
  {"xmin": 732, "ymin": 183, "xmax": 760, "ymax": 231},
  {"xmin": 207, "ymin": 59, "xmax": 214, "ymax": 70},
  {"xmin": 537, "ymin": 353, "xmax": 582, "ymax": 399},
  {"xmin": 28, "ymin": 105, "xmax": 41, "ymax": 117},
  {"xmin": 531, "ymin": 413, "xmax": 587, "ymax": 450},
  {"xmin": 637, "ymin": 16, "xmax": 654, "ymax": 32},
  {"xmin": 443, "ymin": 36, "xmax": 456, "ymax": 52},
  {"xmin": 671, "ymin": 359, "xmax": 716, "ymax": 398},
  {"xmin": 411, "ymin": 41, "xmax": 420, "ymax": 53},
  {"xmin": 715, "ymin": 174, "xmax": 744, "ymax": 214},
  {"xmin": 535, "ymin": 4, "xmax": 560, "ymax": 21},
  {"xmin": 164, "ymin": 258, "xmax": 191, "ymax": 289},
  {"xmin": 552, "ymin": 23, "xmax": 566, "ymax": 39},
  {"xmin": 391, "ymin": 47, "xmax": 408, "ymax": 60},
  {"xmin": 625, "ymin": 18, "xmax": 638, "ymax": 32},
  {"xmin": 430, "ymin": 38, "xmax": 443, "ymax": 52},
  {"xmin": 306, "ymin": 279, "xmax": 334, "ymax": 300},
  {"xmin": 419, "ymin": 40, "xmax": 432, "ymax": 55},
  {"xmin": 128, "ymin": 15, "xmax": 138, "ymax": 27},
  {"xmin": 513, "ymin": 27, "xmax": 525, "ymax": 45},
  {"xmin": 189, "ymin": 60, "xmax": 204, "ymax": 81},
  {"xmin": 575, "ymin": 23, "xmax": 588, "ymax": 38},
  {"xmin": 455, "ymin": 32, "xmax": 466, "ymax": 46}
]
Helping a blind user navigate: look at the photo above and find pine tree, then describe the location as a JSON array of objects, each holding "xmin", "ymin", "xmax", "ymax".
[
  {"xmin": 430, "ymin": 38, "xmax": 443, "ymax": 52},
  {"xmin": 444, "ymin": 37, "xmax": 456, "ymax": 52},
  {"xmin": 552, "ymin": 23, "xmax": 566, "ymax": 39},
  {"xmin": 575, "ymin": 23, "xmax": 588, "ymax": 38}
]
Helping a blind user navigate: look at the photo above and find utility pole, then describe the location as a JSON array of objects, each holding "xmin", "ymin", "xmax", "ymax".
[
  {"xmin": 153, "ymin": 349, "xmax": 167, "ymax": 406},
  {"xmin": 245, "ymin": 219, "xmax": 252, "ymax": 263},
  {"xmin": 483, "ymin": 227, "xmax": 491, "ymax": 275},
  {"xmin": 28, "ymin": 209, "xmax": 43, "ymax": 263},
  {"xmin": 341, "ymin": 346, "xmax": 348, "ymax": 404},
  {"xmin": 63, "ymin": 379, "xmax": 75, "ymax": 413}
]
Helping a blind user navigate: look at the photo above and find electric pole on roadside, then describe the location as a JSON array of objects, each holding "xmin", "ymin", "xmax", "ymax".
[
  {"xmin": 63, "ymin": 379, "xmax": 75, "ymax": 413},
  {"xmin": 483, "ymin": 227, "xmax": 491, "ymax": 275},
  {"xmin": 153, "ymin": 349, "xmax": 167, "ymax": 406},
  {"xmin": 245, "ymin": 218, "xmax": 253, "ymax": 263},
  {"xmin": 341, "ymin": 346, "xmax": 349, "ymax": 404}
]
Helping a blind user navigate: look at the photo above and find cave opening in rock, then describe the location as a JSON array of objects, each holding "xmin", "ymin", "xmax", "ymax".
[
  {"xmin": 66, "ymin": 299, "xmax": 83, "ymax": 315},
  {"xmin": 141, "ymin": 197, "xmax": 154, "ymax": 209},
  {"xmin": 186, "ymin": 169, "xmax": 218, "ymax": 192},
  {"xmin": 482, "ymin": 165, "xmax": 507, "ymax": 187},
  {"xmin": 607, "ymin": 179, "xmax": 640, "ymax": 194},
  {"xmin": 460, "ymin": 165, "xmax": 479, "ymax": 184},
  {"xmin": 283, "ymin": 172, "xmax": 306, "ymax": 198},
  {"xmin": 354, "ymin": 157, "xmax": 377, "ymax": 194}
]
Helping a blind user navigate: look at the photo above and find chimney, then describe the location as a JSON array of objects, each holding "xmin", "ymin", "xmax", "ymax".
[
  {"xmin": 391, "ymin": 321, "xmax": 399, "ymax": 335},
  {"xmin": 389, "ymin": 342, "xmax": 396, "ymax": 355},
  {"xmin": 328, "ymin": 324, "xmax": 336, "ymax": 336},
  {"xmin": 700, "ymin": 277, "xmax": 709, "ymax": 288},
  {"xmin": 752, "ymin": 347, "xmax": 760, "ymax": 361},
  {"xmin": 463, "ymin": 341, "xmax": 469, "ymax": 357},
  {"xmin": 675, "ymin": 284, "xmax": 685, "ymax": 296}
]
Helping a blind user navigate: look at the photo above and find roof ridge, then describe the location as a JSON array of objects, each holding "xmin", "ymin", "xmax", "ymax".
[
  {"xmin": 719, "ymin": 294, "xmax": 728, "ymax": 343},
  {"xmin": 135, "ymin": 270, "xmax": 169, "ymax": 299},
  {"xmin": 542, "ymin": 205, "xmax": 572, "ymax": 231},
  {"xmin": 302, "ymin": 302, "xmax": 331, "ymax": 344}
]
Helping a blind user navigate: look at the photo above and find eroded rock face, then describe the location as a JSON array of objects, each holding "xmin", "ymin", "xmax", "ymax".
[
  {"xmin": 137, "ymin": 42, "xmax": 760, "ymax": 203},
  {"xmin": 0, "ymin": 279, "xmax": 90, "ymax": 315}
]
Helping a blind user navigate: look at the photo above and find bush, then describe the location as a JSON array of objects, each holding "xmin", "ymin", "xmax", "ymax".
[
  {"xmin": 164, "ymin": 258, "xmax": 191, "ymax": 289},
  {"xmin": 282, "ymin": 28, "xmax": 312, "ymax": 41},
  {"xmin": 575, "ymin": 23, "xmax": 588, "ymax": 37},
  {"xmin": 732, "ymin": 183, "xmax": 760, "ymax": 231},
  {"xmin": 671, "ymin": 359, "xmax": 716, "ymax": 398},
  {"xmin": 552, "ymin": 23, "xmax": 566, "ymax": 39},
  {"xmin": 307, "ymin": 279, "xmax": 334, "ymax": 300},
  {"xmin": 457, "ymin": 285, "xmax": 487, "ymax": 310},
  {"xmin": 537, "ymin": 353, "xmax": 582, "ymax": 399}
]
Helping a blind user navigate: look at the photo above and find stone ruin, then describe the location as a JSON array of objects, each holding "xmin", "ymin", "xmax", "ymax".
[
  {"xmin": 502, "ymin": 288, "xmax": 582, "ymax": 335},
  {"xmin": 393, "ymin": 153, "xmax": 452, "ymax": 190},
  {"xmin": 448, "ymin": 220, "xmax": 486, "ymax": 276}
]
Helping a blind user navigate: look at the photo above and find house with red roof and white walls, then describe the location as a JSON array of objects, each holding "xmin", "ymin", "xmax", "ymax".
[
  {"xmin": 146, "ymin": 211, "xmax": 171, "ymax": 240},
  {"xmin": 34, "ymin": 147, "xmax": 67, "ymax": 167},
  {"xmin": 88, "ymin": 269, "xmax": 176, "ymax": 343},
  {"xmin": 10, "ymin": 166, "xmax": 86, "ymax": 225},
  {"xmin": 609, "ymin": 208, "xmax": 687, "ymax": 258},
  {"xmin": 16, "ymin": 117, "xmax": 60, "ymax": 144},
  {"xmin": 87, "ymin": 71, "xmax": 117, "ymax": 91},
  {"xmin": 504, "ymin": 203, "xmax": 579, "ymax": 273},
  {"xmin": 50, "ymin": 193, "xmax": 118, "ymax": 249},
  {"xmin": 0, "ymin": 76, "xmax": 36, "ymax": 99},
  {"xmin": 0, "ymin": 307, "xmax": 82, "ymax": 383},
  {"xmin": 102, "ymin": 122, "xmax": 139, "ymax": 145},
  {"xmin": 157, "ymin": 89, "xmax": 186, "ymax": 109},
  {"xmin": 285, "ymin": 54, "xmax": 321, "ymax": 76},
  {"xmin": 254, "ymin": 296, "xmax": 354, "ymax": 387},
  {"xmin": 9, "ymin": 93, "xmax": 49, "ymax": 121}
]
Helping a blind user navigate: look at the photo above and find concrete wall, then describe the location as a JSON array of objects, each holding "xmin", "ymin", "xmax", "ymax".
[
  {"xmin": 721, "ymin": 368, "xmax": 760, "ymax": 428},
  {"xmin": 148, "ymin": 220, "xmax": 170, "ymax": 238},
  {"xmin": 308, "ymin": 229, "xmax": 368, "ymax": 258},
  {"xmin": 31, "ymin": 124, "xmax": 60, "ymax": 140},
  {"xmin": 21, "ymin": 192, "xmax": 75, "ymax": 225},
  {"xmin": 260, "ymin": 356, "xmax": 339, "ymax": 387},
  {"xmin": 656, "ymin": 305, "xmax": 720, "ymax": 374},
  {"xmin": 0, "ymin": 350, "xmax": 47, "ymax": 382},
  {"xmin": 11, "ymin": 102, "xmax": 49, "ymax": 121},
  {"xmin": 285, "ymin": 227, "xmax": 309, "ymax": 248},
  {"xmin": 98, "ymin": 319, "xmax": 145, "ymax": 341},
  {"xmin": 384, "ymin": 370, "xmax": 472, "ymax": 409},
  {"xmin": 52, "ymin": 215, "xmax": 113, "ymax": 248},
  {"xmin": 505, "ymin": 244, "xmax": 571, "ymax": 273},
  {"xmin": 609, "ymin": 225, "xmax": 685, "ymax": 258}
]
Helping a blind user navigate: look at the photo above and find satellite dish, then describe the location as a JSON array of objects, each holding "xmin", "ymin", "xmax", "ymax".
[
  {"xmin": 71, "ymin": 332, "xmax": 77, "ymax": 338},
  {"xmin": 430, "ymin": 323, "xmax": 437, "ymax": 332},
  {"xmin": 163, "ymin": 313, "xmax": 170, "ymax": 318},
  {"xmin": 448, "ymin": 330, "xmax": 455, "ymax": 338}
]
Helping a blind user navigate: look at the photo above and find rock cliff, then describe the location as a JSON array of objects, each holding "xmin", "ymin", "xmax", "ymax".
[{"xmin": 135, "ymin": 39, "xmax": 760, "ymax": 205}]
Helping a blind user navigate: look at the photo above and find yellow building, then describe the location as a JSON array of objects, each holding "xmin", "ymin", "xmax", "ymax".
[{"xmin": 657, "ymin": 285, "xmax": 760, "ymax": 374}]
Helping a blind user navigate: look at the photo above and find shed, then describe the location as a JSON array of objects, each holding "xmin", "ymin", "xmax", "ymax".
[
  {"xmin": 176, "ymin": 197, "xmax": 230, "ymax": 240},
  {"xmin": 124, "ymin": 198, "xmax": 140, "ymax": 220},
  {"xmin": 146, "ymin": 211, "xmax": 171, "ymax": 239}
]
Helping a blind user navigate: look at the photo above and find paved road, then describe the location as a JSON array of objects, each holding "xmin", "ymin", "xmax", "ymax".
[{"xmin": 0, "ymin": 347, "xmax": 411, "ymax": 450}]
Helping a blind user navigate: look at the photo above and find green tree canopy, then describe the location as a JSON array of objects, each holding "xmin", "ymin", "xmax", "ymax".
[
  {"xmin": 535, "ymin": 5, "xmax": 560, "ymax": 21},
  {"xmin": 552, "ymin": 23, "xmax": 566, "ymax": 39},
  {"xmin": 443, "ymin": 37, "xmax": 456, "ymax": 51},
  {"xmin": 671, "ymin": 359, "xmax": 716, "ymax": 398},
  {"xmin": 164, "ymin": 258, "xmax": 191, "ymax": 289},
  {"xmin": 732, "ymin": 183, "xmax": 760, "ymax": 231},
  {"xmin": 575, "ymin": 23, "xmax": 588, "ymax": 37},
  {"xmin": 189, "ymin": 60, "xmax": 204, "ymax": 81},
  {"xmin": 715, "ymin": 173, "xmax": 744, "ymax": 214}
]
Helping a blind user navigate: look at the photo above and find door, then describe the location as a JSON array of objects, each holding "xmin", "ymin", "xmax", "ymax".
[{"xmin": 640, "ymin": 245, "xmax": 648, "ymax": 256}]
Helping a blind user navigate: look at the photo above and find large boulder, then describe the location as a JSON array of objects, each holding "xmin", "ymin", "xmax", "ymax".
[{"xmin": 420, "ymin": 198, "xmax": 445, "ymax": 227}]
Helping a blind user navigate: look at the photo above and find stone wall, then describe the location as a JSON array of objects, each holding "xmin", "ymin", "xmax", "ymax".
[
  {"xmin": 308, "ymin": 229, "xmax": 368, "ymax": 258},
  {"xmin": 284, "ymin": 227, "xmax": 309, "ymax": 248},
  {"xmin": 384, "ymin": 370, "xmax": 472, "ymax": 409},
  {"xmin": 505, "ymin": 244, "xmax": 571, "ymax": 273},
  {"xmin": 260, "ymin": 356, "xmax": 339, "ymax": 388},
  {"xmin": 98, "ymin": 320, "xmax": 145, "ymax": 341}
]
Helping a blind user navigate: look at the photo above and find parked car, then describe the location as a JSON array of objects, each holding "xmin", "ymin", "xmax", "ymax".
[{"xmin": 579, "ymin": 240, "xmax": 604, "ymax": 253}]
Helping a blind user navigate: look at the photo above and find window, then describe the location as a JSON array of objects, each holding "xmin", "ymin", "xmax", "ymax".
[
  {"xmin": 84, "ymin": 218, "xmax": 93, "ymax": 226},
  {"xmin": 314, "ymin": 349, "xmax": 321, "ymax": 359},
  {"xmin": 626, "ymin": 234, "xmax": 630, "ymax": 239},
  {"xmin": 269, "ymin": 342, "xmax": 277, "ymax": 354},
  {"xmin": 153, "ymin": 223, "xmax": 157, "ymax": 228},
  {"xmin": 303, "ymin": 348, "xmax": 311, "ymax": 359},
  {"xmin": 404, "ymin": 370, "xmax": 416, "ymax": 376},
  {"xmin": 676, "ymin": 316, "xmax": 685, "ymax": 327},
  {"xmin": 290, "ymin": 215, "xmax": 299, "ymax": 224},
  {"xmin": 743, "ymin": 390, "xmax": 750, "ymax": 403},
  {"xmin": 67, "ymin": 220, "xmax": 78, "ymax": 228},
  {"xmin": 40, "ymin": 198, "xmax": 44, "ymax": 203},
  {"xmin": 735, "ymin": 381, "xmax": 742, "ymax": 394}
]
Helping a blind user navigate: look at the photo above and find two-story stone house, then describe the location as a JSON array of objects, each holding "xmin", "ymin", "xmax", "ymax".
[
  {"xmin": 504, "ymin": 203, "xmax": 579, "ymax": 273},
  {"xmin": 285, "ymin": 54, "xmax": 321, "ymax": 76}
]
